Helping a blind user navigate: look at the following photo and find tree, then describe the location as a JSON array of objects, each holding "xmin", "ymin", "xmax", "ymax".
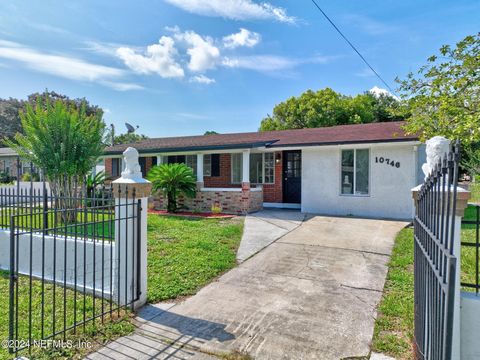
[
  {"xmin": 398, "ymin": 33, "xmax": 480, "ymax": 144},
  {"xmin": 147, "ymin": 163, "xmax": 197, "ymax": 213},
  {"xmin": 204, "ymin": 131, "xmax": 218, "ymax": 135},
  {"xmin": 114, "ymin": 132, "xmax": 148, "ymax": 145},
  {"xmin": 5, "ymin": 93, "xmax": 106, "ymax": 219},
  {"xmin": 259, "ymin": 88, "xmax": 404, "ymax": 131},
  {"xmin": 0, "ymin": 91, "xmax": 104, "ymax": 147}
]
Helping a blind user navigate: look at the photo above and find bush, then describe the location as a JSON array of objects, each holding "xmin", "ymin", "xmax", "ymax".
[
  {"xmin": 0, "ymin": 171, "xmax": 12, "ymax": 184},
  {"xmin": 147, "ymin": 163, "xmax": 197, "ymax": 213},
  {"xmin": 22, "ymin": 172, "xmax": 40, "ymax": 182}
]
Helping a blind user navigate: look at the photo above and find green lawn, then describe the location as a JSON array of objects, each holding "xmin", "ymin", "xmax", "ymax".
[
  {"xmin": 470, "ymin": 183, "xmax": 480, "ymax": 203},
  {"xmin": 372, "ymin": 228, "xmax": 415, "ymax": 359},
  {"xmin": 0, "ymin": 208, "xmax": 114, "ymax": 240},
  {"xmin": 146, "ymin": 214, "xmax": 244, "ymax": 302}
]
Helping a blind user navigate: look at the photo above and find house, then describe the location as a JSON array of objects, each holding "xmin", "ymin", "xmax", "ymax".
[
  {"xmin": 103, "ymin": 121, "xmax": 425, "ymax": 220},
  {"xmin": 0, "ymin": 147, "xmax": 38, "ymax": 179}
]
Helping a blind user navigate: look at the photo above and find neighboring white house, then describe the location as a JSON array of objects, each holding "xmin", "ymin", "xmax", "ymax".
[{"xmin": 104, "ymin": 121, "xmax": 425, "ymax": 220}]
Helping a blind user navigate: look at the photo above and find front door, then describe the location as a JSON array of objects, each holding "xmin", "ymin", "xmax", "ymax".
[{"xmin": 283, "ymin": 150, "xmax": 301, "ymax": 203}]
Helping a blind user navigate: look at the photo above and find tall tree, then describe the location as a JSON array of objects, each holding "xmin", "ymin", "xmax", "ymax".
[
  {"xmin": 259, "ymin": 88, "xmax": 404, "ymax": 131},
  {"xmin": 398, "ymin": 33, "xmax": 480, "ymax": 144},
  {"xmin": 0, "ymin": 91, "xmax": 103, "ymax": 146},
  {"xmin": 5, "ymin": 93, "xmax": 106, "ymax": 218}
]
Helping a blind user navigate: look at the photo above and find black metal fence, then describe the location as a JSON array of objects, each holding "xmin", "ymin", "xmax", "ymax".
[
  {"xmin": 1, "ymin": 161, "xmax": 142, "ymax": 358},
  {"xmin": 413, "ymin": 141, "xmax": 460, "ymax": 360}
]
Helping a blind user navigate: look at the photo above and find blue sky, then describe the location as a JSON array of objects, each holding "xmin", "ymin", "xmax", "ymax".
[{"xmin": 0, "ymin": 0, "xmax": 478, "ymax": 138}]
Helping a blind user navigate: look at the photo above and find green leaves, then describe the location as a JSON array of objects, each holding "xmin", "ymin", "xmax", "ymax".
[
  {"xmin": 147, "ymin": 163, "xmax": 197, "ymax": 212},
  {"xmin": 398, "ymin": 32, "xmax": 480, "ymax": 144},
  {"xmin": 259, "ymin": 87, "xmax": 404, "ymax": 131},
  {"xmin": 4, "ymin": 92, "xmax": 106, "ymax": 190}
]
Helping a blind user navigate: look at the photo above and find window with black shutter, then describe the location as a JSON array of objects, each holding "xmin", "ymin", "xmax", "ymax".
[{"xmin": 211, "ymin": 154, "xmax": 220, "ymax": 177}]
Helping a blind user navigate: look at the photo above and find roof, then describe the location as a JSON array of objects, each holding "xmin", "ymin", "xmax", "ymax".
[
  {"xmin": 0, "ymin": 147, "xmax": 18, "ymax": 156},
  {"xmin": 105, "ymin": 121, "xmax": 418, "ymax": 155}
]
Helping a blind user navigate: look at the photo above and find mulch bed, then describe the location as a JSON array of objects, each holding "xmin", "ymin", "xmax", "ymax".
[{"xmin": 148, "ymin": 209, "xmax": 235, "ymax": 219}]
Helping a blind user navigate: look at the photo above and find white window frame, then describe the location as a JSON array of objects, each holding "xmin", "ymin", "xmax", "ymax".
[
  {"xmin": 250, "ymin": 153, "xmax": 275, "ymax": 185},
  {"xmin": 340, "ymin": 148, "xmax": 370, "ymax": 197}
]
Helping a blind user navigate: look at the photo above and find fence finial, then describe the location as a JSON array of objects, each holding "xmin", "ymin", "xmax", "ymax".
[
  {"xmin": 121, "ymin": 147, "xmax": 142, "ymax": 181},
  {"xmin": 422, "ymin": 136, "xmax": 451, "ymax": 181}
]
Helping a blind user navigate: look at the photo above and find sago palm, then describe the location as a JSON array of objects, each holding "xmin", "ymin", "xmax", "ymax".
[{"xmin": 147, "ymin": 163, "xmax": 197, "ymax": 213}]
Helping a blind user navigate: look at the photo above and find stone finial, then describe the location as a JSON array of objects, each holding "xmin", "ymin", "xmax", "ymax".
[
  {"xmin": 422, "ymin": 136, "xmax": 451, "ymax": 180},
  {"xmin": 112, "ymin": 146, "xmax": 152, "ymax": 198},
  {"xmin": 121, "ymin": 147, "xmax": 142, "ymax": 180}
]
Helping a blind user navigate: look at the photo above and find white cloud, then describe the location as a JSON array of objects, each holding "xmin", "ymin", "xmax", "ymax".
[
  {"xmin": 101, "ymin": 81, "xmax": 144, "ymax": 91},
  {"xmin": 174, "ymin": 31, "xmax": 220, "ymax": 72},
  {"xmin": 164, "ymin": 0, "xmax": 296, "ymax": 24},
  {"xmin": 116, "ymin": 36, "xmax": 184, "ymax": 78},
  {"xmin": 369, "ymin": 86, "xmax": 398, "ymax": 99},
  {"xmin": 222, "ymin": 54, "xmax": 331, "ymax": 72},
  {"xmin": 189, "ymin": 74, "xmax": 216, "ymax": 84},
  {"xmin": 223, "ymin": 28, "xmax": 260, "ymax": 49},
  {"xmin": 0, "ymin": 40, "xmax": 142, "ymax": 90}
]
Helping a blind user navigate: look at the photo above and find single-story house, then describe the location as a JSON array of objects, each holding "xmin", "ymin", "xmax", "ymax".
[
  {"xmin": 103, "ymin": 121, "xmax": 426, "ymax": 220},
  {"xmin": 0, "ymin": 147, "xmax": 37, "ymax": 179}
]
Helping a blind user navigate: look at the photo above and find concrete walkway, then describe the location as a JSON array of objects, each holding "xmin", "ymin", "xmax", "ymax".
[
  {"xmin": 86, "ymin": 214, "xmax": 407, "ymax": 360},
  {"xmin": 236, "ymin": 209, "xmax": 306, "ymax": 262}
]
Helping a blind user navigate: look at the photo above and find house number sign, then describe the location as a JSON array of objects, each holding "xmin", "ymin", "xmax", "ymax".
[{"xmin": 375, "ymin": 156, "xmax": 401, "ymax": 168}]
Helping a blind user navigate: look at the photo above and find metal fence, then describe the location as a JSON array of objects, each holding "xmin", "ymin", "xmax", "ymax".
[
  {"xmin": 2, "ymin": 162, "xmax": 141, "ymax": 358},
  {"xmin": 413, "ymin": 141, "xmax": 460, "ymax": 360}
]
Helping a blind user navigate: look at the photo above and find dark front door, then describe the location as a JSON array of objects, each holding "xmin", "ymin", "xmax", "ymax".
[{"xmin": 283, "ymin": 150, "xmax": 301, "ymax": 203}]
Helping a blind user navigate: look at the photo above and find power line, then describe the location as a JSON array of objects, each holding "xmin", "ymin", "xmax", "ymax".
[{"xmin": 309, "ymin": 0, "xmax": 395, "ymax": 94}]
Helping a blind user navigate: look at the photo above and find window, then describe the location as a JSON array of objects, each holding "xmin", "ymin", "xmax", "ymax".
[
  {"xmin": 231, "ymin": 153, "xmax": 243, "ymax": 184},
  {"xmin": 250, "ymin": 153, "xmax": 263, "ymax": 183},
  {"xmin": 185, "ymin": 155, "xmax": 197, "ymax": 174},
  {"xmin": 204, "ymin": 155, "xmax": 212, "ymax": 176},
  {"xmin": 341, "ymin": 149, "xmax": 369, "ymax": 195},
  {"xmin": 166, "ymin": 155, "xmax": 197, "ymax": 174},
  {"xmin": 112, "ymin": 158, "xmax": 122, "ymax": 177},
  {"xmin": 249, "ymin": 153, "xmax": 275, "ymax": 184}
]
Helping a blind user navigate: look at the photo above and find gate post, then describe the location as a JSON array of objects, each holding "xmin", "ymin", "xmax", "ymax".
[{"xmin": 112, "ymin": 147, "xmax": 152, "ymax": 309}]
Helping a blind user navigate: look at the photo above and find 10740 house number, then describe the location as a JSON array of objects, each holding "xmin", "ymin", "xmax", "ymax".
[{"xmin": 375, "ymin": 156, "xmax": 401, "ymax": 168}]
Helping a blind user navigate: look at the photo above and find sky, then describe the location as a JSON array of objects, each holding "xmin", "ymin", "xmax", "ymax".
[{"xmin": 0, "ymin": 0, "xmax": 478, "ymax": 138}]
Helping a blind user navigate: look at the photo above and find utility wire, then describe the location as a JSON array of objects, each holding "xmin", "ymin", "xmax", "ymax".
[{"xmin": 309, "ymin": 0, "xmax": 396, "ymax": 94}]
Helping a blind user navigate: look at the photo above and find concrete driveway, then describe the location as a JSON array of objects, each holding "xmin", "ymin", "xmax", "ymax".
[{"xmin": 87, "ymin": 212, "xmax": 407, "ymax": 360}]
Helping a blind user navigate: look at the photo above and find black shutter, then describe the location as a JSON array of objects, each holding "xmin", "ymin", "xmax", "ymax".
[
  {"xmin": 211, "ymin": 154, "xmax": 220, "ymax": 177},
  {"xmin": 139, "ymin": 157, "xmax": 147, "ymax": 177}
]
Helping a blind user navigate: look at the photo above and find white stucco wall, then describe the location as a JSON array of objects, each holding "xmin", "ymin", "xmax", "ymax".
[
  {"xmin": 0, "ymin": 230, "xmax": 114, "ymax": 295},
  {"xmin": 302, "ymin": 142, "xmax": 420, "ymax": 220}
]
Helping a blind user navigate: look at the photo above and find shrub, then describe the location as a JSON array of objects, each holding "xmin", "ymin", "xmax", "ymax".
[
  {"xmin": 0, "ymin": 171, "xmax": 12, "ymax": 184},
  {"xmin": 147, "ymin": 163, "xmax": 197, "ymax": 213}
]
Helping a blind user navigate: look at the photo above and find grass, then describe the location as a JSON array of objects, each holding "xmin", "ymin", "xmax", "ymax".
[
  {"xmin": 372, "ymin": 227, "xmax": 415, "ymax": 359},
  {"xmin": 146, "ymin": 214, "xmax": 244, "ymax": 302},
  {"xmin": 470, "ymin": 183, "xmax": 480, "ymax": 203},
  {"xmin": 0, "ymin": 208, "xmax": 114, "ymax": 240},
  {"xmin": 0, "ymin": 270, "xmax": 134, "ymax": 360},
  {"xmin": 461, "ymin": 205, "xmax": 480, "ymax": 291}
]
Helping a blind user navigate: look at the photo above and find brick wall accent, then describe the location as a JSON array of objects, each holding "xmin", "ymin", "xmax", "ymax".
[
  {"xmin": 203, "ymin": 153, "xmax": 239, "ymax": 188},
  {"xmin": 153, "ymin": 188, "xmax": 263, "ymax": 214},
  {"xmin": 105, "ymin": 158, "xmax": 113, "ymax": 177},
  {"xmin": 262, "ymin": 151, "xmax": 283, "ymax": 203}
]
